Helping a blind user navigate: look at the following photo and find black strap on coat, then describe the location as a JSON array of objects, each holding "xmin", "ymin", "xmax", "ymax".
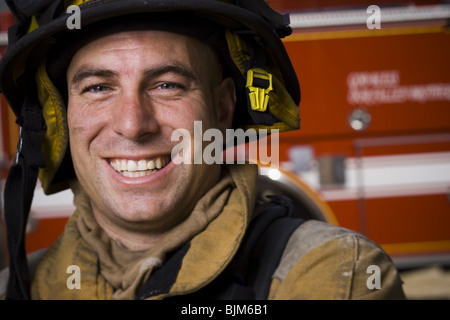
[
  {"xmin": 4, "ymin": 86, "xmax": 46, "ymax": 300},
  {"xmin": 166, "ymin": 195, "xmax": 305, "ymax": 300}
]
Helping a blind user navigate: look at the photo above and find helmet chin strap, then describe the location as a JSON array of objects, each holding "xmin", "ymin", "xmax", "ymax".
[{"xmin": 4, "ymin": 82, "xmax": 46, "ymax": 300}]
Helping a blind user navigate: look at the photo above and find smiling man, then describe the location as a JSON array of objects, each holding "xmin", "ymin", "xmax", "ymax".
[
  {"xmin": 0, "ymin": 1, "xmax": 405, "ymax": 300},
  {"xmin": 66, "ymin": 30, "xmax": 235, "ymax": 251}
]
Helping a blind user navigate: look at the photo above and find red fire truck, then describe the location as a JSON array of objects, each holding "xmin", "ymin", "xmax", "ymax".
[{"xmin": 273, "ymin": 0, "xmax": 450, "ymax": 269}]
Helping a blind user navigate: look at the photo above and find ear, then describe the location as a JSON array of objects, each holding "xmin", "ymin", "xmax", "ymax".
[{"xmin": 214, "ymin": 77, "xmax": 236, "ymax": 132}]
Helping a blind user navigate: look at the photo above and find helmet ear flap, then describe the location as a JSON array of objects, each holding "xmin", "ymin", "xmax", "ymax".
[{"xmin": 35, "ymin": 63, "xmax": 70, "ymax": 195}]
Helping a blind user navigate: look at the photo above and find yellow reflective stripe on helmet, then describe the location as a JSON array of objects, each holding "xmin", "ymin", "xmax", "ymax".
[
  {"xmin": 65, "ymin": 0, "xmax": 90, "ymax": 7},
  {"xmin": 268, "ymin": 74, "xmax": 300, "ymax": 130},
  {"xmin": 225, "ymin": 30, "xmax": 249, "ymax": 75},
  {"xmin": 27, "ymin": 16, "xmax": 39, "ymax": 34},
  {"xmin": 36, "ymin": 63, "xmax": 69, "ymax": 195}
]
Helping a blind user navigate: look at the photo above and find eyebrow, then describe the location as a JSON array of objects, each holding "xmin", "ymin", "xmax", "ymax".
[
  {"xmin": 70, "ymin": 67, "xmax": 116, "ymax": 86},
  {"xmin": 143, "ymin": 65, "xmax": 197, "ymax": 82}
]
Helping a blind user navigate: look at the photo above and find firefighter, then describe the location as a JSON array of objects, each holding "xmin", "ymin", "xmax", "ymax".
[{"xmin": 0, "ymin": 0, "xmax": 405, "ymax": 300}]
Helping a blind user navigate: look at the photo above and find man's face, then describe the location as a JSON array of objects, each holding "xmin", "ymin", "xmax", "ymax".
[{"xmin": 66, "ymin": 30, "xmax": 235, "ymax": 240}]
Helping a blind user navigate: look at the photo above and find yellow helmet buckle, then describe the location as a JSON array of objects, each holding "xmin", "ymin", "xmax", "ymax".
[{"xmin": 246, "ymin": 68, "xmax": 273, "ymax": 112}]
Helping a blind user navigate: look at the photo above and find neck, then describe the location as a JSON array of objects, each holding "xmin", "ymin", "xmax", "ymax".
[
  {"xmin": 70, "ymin": 180, "xmax": 176, "ymax": 251},
  {"xmin": 91, "ymin": 203, "xmax": 173, "ymax": 251}
]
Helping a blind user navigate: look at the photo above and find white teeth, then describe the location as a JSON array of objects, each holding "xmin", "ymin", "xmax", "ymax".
[
  {"xmin": 110, "ymin": 156, "xmax": 169, "ymax": 176},
  {"xmin": 122, "ymin": 170, "xmax": 155, "ymax": 178},
  {"xmin": 155, "ymin": 157, "xmax": 162, "ymax": 169},
  {"xmin": 121, "ymin": 159, "xmax": 127, "ymax": 171},
  {"xmin": 127, "ymin": 160, "xmax": 138, "ymax": 172},
  {"xmin": 138, "ymin": 160, "xmax": 147, "ymax": 171}
]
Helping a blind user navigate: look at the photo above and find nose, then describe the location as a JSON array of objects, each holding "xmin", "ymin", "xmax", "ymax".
[{"xmin": 111, "ymin": 91, "xmax": 158, "ymax": 140}]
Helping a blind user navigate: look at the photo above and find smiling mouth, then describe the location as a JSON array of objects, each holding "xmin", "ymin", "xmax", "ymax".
[{"xmin": 109, "ymin": 155, "xmax": 171, "ymax": 177}]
